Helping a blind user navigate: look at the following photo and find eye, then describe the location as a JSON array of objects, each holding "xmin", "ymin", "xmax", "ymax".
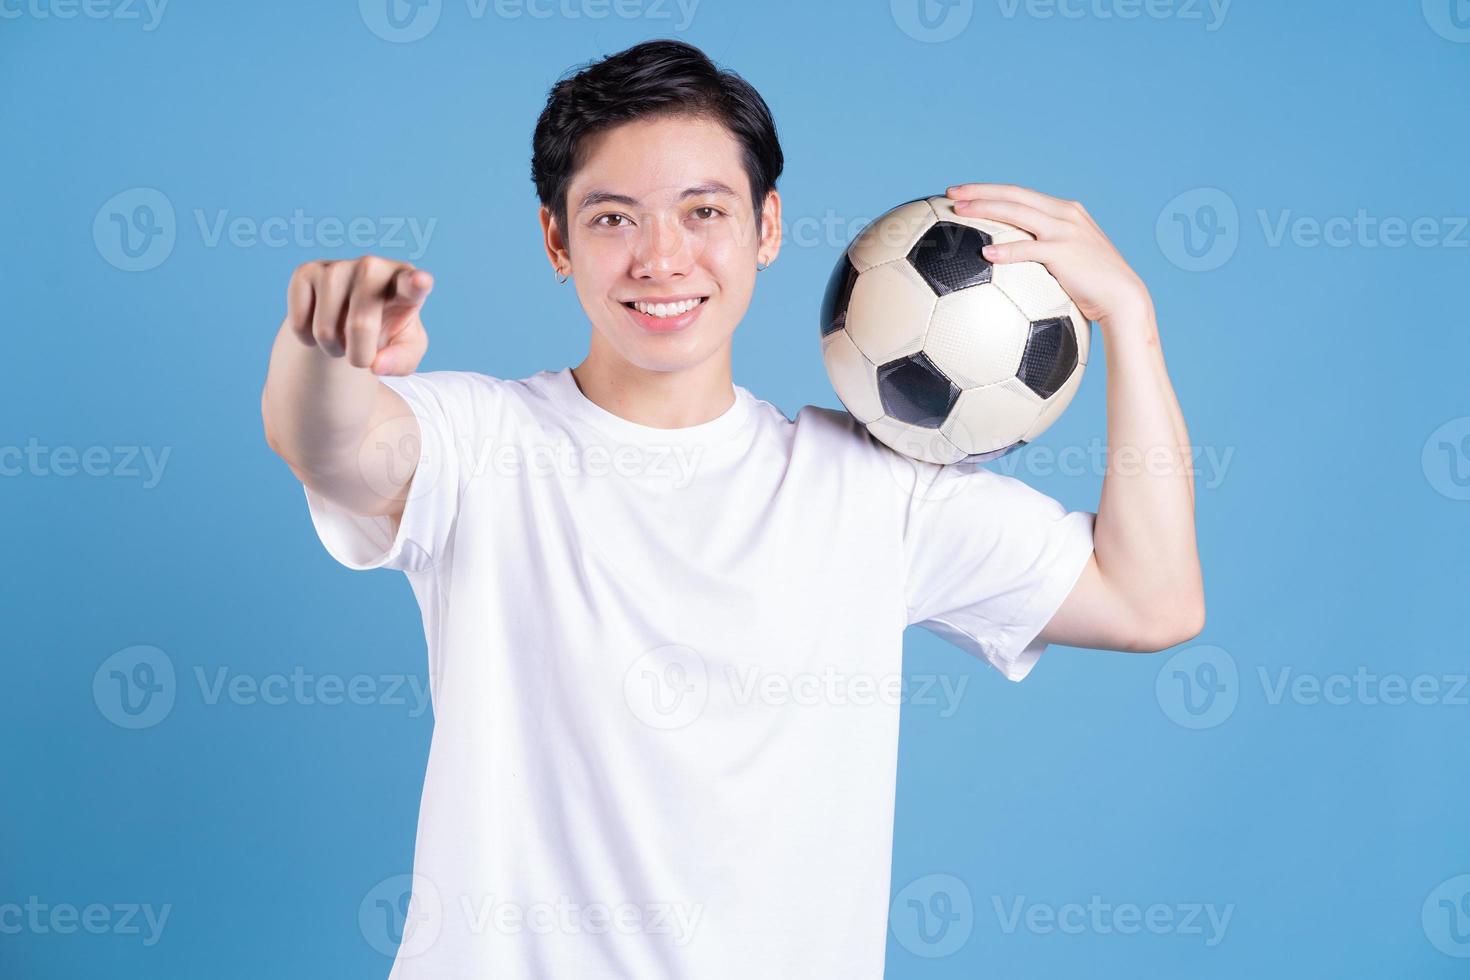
[
  {"xmin": 691, "ymin": 206, "xmax": 723, "ymax": 221},
  {"xmin": 593, "ymin": 213, "xmax": 630, "ymax": 228}
]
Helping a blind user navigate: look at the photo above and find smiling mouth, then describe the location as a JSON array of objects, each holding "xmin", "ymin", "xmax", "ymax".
[{"xmin": 621, "ymin": 297, "xmax": 709, "ymax": 318}]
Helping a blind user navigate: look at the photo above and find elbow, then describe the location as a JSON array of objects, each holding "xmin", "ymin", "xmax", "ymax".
[
  {"xmin": 261, "ymin": 401, "xmax": 305, "ymax": 481},
  {"xmin": 1131, "ymin": 595, "xmax": 1206, "ymax": 654},
  {"xmin": 261, "ymin": 389, "xmax": 277, "ymax": 454},
  {"xmin": 261, "ymin": 390, "xmax": 287, "ymax": 460}
]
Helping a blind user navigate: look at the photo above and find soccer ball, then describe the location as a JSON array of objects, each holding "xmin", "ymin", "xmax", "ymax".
[{"xmin": 820, "ymin": 195, "xmax": 1092, "ymax": 465}]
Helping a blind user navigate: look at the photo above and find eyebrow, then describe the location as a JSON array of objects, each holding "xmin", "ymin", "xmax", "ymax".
[{"xmin": 575, "ymin": 182, "xmax": 740, "ymax": 213}]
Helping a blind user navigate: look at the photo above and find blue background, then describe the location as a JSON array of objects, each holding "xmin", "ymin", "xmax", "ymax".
[{"xmin": 3, "ymin": 0, "xmax": 1468, "ymax": 976}]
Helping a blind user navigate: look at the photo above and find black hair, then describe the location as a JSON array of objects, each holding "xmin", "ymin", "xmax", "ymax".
[{"xmin": 531, "ymin": 39, "xmax": 784, "ymax": 250}]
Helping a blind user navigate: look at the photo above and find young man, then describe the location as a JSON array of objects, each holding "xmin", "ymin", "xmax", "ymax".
[{"xmin": 261, "ymin": 39, "xmax": 1203, "ymax": 980}]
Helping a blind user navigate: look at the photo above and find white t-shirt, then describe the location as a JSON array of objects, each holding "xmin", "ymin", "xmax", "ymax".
[{"xmin": 302, "ymin": 366, "xmax": 1095, "ymax": 979}]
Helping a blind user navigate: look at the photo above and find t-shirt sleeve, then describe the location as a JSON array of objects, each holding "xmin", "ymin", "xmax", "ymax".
[
  {"xmin": 301, "ymin": 371, "xmax": 480, "ymax": 574},
  {"xmin": 901, "ymin": 462, "xmax": 1096, "ymax": 682}
]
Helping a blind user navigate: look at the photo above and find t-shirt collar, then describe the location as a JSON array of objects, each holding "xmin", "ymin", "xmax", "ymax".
[{"xmin": 547, "ymin": 366, "xmax": 754, "ymax": 447}]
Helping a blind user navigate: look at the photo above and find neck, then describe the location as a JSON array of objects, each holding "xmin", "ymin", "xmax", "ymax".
[{"xmin": 571, "ymin": 343, "xmax": 736, "ymax": 430}]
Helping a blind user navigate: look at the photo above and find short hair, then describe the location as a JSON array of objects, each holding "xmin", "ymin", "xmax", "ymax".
[{"xmin": 531, "ymin": 39, "xmax": 784, "ymax": 250}]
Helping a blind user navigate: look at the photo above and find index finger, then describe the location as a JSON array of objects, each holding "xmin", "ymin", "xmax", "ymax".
[
  {"xmin": 945, "ymin": 183, "xmax": 1072, "ymax": 219},
  {"xmin": 283, "ymin": 261, "xmax": 323, "ymax": 346}
]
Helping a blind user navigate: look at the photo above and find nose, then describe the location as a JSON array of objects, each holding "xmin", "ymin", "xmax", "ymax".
[{"xmin": 631, "ymin": 213, "xmax": 694, "ymax": 280}]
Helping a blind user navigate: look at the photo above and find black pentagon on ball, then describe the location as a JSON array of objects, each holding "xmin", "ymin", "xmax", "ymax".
[
  {"xmin": 820, "ymin": 254, "xmax": 859, "ymax": 338},
  {"xmin": 1016, "ymin": 316, "xmax": 1079, "ymax": 399},
  {"xmin": 907, "ymin": 222, "xmax": 993, "ymax": 296},
  {"xmin": 876, "ymin": 351, "xmax": 960, "ymax": 429}
]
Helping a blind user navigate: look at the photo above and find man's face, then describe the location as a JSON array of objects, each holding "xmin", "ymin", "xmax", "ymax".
[{"xmin": 546, "ymin": 114, "xmax": 780, "ymax": 375}]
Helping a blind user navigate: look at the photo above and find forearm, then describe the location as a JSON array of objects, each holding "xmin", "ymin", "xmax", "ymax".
[
  {"xmin": 1093, "ymin": 302, "xmax": 1205, "ymax": 634},
  {"xmin": 261, "ymin": 319, "xmax": 382, "ymax": 470}
]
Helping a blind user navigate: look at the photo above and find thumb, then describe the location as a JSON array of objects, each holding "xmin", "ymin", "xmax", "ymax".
[
  {"xmin": 370, "ymin": 348, "xmax": 412, "ymax": 377},
  {"xmin": 371, "ymin": 322, "xmax": 428, "ymax": 377},
  {"xmin": 387, "ymin": 267, "xmax": 434, "ymax": 309},
  {"xmin": 380, "ymin": 267, "xmax": 432, "ymax": 345}
]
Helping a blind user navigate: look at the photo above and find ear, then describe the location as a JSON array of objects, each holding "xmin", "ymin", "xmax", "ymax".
[
  {"xmin": 539, "ymin": 204, "xmax": 570, "ymax": 274},
  {"xmin": 757, "ymin": 189, "xmax": 782, "ymax": 265}
]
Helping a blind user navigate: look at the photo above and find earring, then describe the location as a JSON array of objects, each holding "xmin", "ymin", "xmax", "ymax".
[
  {"xmin": 756, "ymin": 258, "xmax": 769, "ymax": 272},
  {"xmin": 556, "ymin": 268, "xmax": 569, "ymax": 284}
]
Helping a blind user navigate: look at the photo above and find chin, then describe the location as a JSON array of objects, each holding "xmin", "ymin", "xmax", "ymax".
[
  {"xmin": 611, "ymin": 328, "xmax": 728, "ymax": 375},
  {"xmin": 627, "ymin": 346, "xmax": 713, "ymax": 375}
]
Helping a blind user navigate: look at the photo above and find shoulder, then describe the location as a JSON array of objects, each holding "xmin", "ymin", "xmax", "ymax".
[
  {"xmin": 793, "ymin": 402, "xmax": 894, "ymax": 457},
  {"xmin": 743, "ymin": 390, "xmax": 866, "ymax": 439},
  {"xmin": 383, "ymin": 369, "xmax": 505, "ymax": 394},
  {"xmin": 394, "ymin": 369, "xmax": 518, "ymax": 398},
  {"xmin": 742, "ymin": 391, "xmax": 859, "ymax": 440},
  {"xmin": 381, "ymin": 368, "xmax": 543, "ymax": 431},
  {"xmin": 747, "ymin": 393, "xmax": 898, "ymax": 468}
]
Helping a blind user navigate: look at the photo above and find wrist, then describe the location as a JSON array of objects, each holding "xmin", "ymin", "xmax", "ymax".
[{"xmin": 1096, "ymin": 294, "xmax": 1156, "ymax": 335}]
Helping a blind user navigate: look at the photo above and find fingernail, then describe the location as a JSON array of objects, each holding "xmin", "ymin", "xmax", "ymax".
[{"xmin": 981, "ymin": 245, "xmax": 998, "ymax": 258}]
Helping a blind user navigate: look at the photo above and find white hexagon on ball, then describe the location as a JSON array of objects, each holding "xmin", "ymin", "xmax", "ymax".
[
  {"xmin": 925, "ymin": 283, "xmax": 1032, "ymax": 389},
  {"xmin": 842, "ymin": 260, "xmax": 936, "ymax": 365},
  {"xmin": 867, "ymin": 415, "xmax": 966, "ymax": 465},
  {"xmin": 848, "ymin": 199, "xmax": 935, "ymax": 273},
  {"xmin": 944, "ymin": 378, "xmax": 1045, "ymax": 457},
  {"xmin": 821, "ymin": 329, "xmax": 884, "ymax": 424}
]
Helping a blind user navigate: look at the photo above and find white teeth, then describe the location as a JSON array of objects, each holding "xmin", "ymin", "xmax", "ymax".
[{"xmin": 633, "ymin": 298, "xmax": 701, "ymax": 317}]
